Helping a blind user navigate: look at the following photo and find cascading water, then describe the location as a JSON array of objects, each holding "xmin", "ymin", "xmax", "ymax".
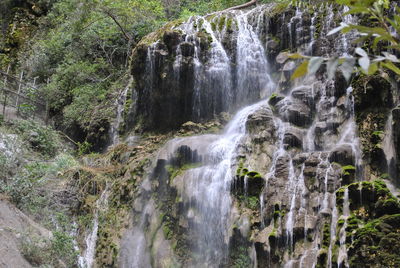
[
  {"xmin": 79, "ymin": 186, "xmax": 110, "ymax": 268},
  {"xmin": 121, "ymin": 2, "xmax": 370, "ymax": 267},
  {"xmin": 383, "ymin": 112, "xmax": 397, "ymax": 179},
  {"xmin": 109, "ymin": 83, "xmax": 130, "ymax": 146},
  {"xmin": 179, "ymin": 100, "xmax": 269, "ymax": 266},
  {"xmin": 236, "ymin": 8, "xmax": 274, "ymax": 101},
  {"xmin": 337, "ymin": 188, "xmax": 350, "ymax": 267}
]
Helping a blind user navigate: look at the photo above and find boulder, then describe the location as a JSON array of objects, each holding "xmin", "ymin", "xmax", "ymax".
[
  {"xmin": 283, "ymin": 127, "xmax": 303, "ymax": 149},
  {"xmin": 278, "ymin": 99, "xmax": 313, "ymax": 127},
  {"xmin": 291, "ymin": 85, "xmax": 314, "ymax": 105},
  {"xmin": 245, "ymin": 105, "xmax": 275, "ymax": 134},
  {"xmin": 179, "ymin": 42, "xmax": 195, "ymax": 57},
  {"xmin": 163, "ymin": 30, "xmax": 182, "ymax": 53},
  {"xmin": 328, "ymin": 144, "xmax": 355, "ymax": 166},
  {"xmin": 275, "ymin": 156, "xmax": 290, "ymax": 179}
]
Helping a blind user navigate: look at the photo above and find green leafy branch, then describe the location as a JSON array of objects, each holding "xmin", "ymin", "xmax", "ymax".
[{"xmin": 289, "ymin": 0, "xmax": 400, "ymax": 81}]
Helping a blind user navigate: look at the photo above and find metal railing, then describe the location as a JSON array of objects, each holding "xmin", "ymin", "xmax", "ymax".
[{"xmin": 0, "ymin": 67, "xmax": 48, "ymax": 122}]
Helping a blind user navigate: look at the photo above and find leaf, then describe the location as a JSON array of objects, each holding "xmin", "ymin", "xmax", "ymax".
[
  {"xmin": 291, "ymin": 60, "xmax": 309, "ymax": 80},
  {"xmin": 358, "ymin": 56, "xmax": 370, "ymax": 73},
  {"xmin": 382, "ymin": 52, "xmax": 400, "ymax": 63},
  {"xmin": 343, "ymin": 7, "xmax": 369, "ymax": 15},
  {"xmin": 381, "ymin": 61, "xmax": 400, "ymax": 75},
  {"xmin": 288, "ymin": 53, "xmax": 306, "ymax": 59},
  {"xmin": 373, "ymin": 56, "xmax": 386, "ymax": 62},
  {"xmin": 307, "ymin": 57, "xmax": 324, "ymax": 75},
  {"xmin": 372, "ymin": 36, "xmax": 385, "ymax": 49},
  {"xmin": 339, "ymin": 58, "xmax": 356, "ymax": 82},
  {"xmin": 327, "ymin": 58, "xmax": 339, "ymax": 80},
  {"xmin": 355, "ymin": 47, "xmax": 368, "ymax": 57},
  {"xmin": 368, "ymin": 62, "xmax": 379, "ymax": 75},
  {"xmin": 327, "ymin": 22, "xmax": 349, "ymax": 36}
]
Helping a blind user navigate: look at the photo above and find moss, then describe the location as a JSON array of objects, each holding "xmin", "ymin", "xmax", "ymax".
[
  {"xmin": 348, "ymin": 214, "xmax": 400, "ymax": 267},
  {"xmin": 138, "ymin": 19, "xmax": 184, "ymax": 46},
  {"xmin": 316, "ymin": 248, "xmax": 328, "ymax": 268},
  {"xmin": 341, "ymin": 165, "xmax": 356, "ymax": 176},
  {"xmin": 237, "ymin": 195, "xmax": 259, "ymax": 211},
  {"xmin": 337, "ymin": 219, "xmax": 345, "ymax": 229},
  {"xmin": 322, "ymin": 222, "xmax": 331, "ymax": 249},
  {"xmin": 247, "ymin": 171, "xmax": 262, "ymax": 179},
  {"xmin": 342, "ymin": 180, "xmax": 400, "ymax": 219},
  {"xmin": 163, "ymin": 224, "xmax": 173, "ymax": 240},
  {"xmin": 226, "ymin": 17, "xmax": 234, "ymax": 32},
  {"xmin": 269, "ymin": 93, "xmax": 278, "ymax": 100},
  {"xmin": 218, "ymin": 16, "xmax": 226, "ymax": 31},
  {"xmin": 166, "ymin": 163, "xmax": 201, "ymax": 179},
  {"xmin": 247, "ymin": 196, "xmax": 259, "ymax": 210},
  {"xmin": 230, "ymin": 246, "xmax": 252, "ymax": 268},
  {"xmin": 211, "ymin": 21, "xmax": 217, "ymax": 32},
  {"xmin": 268, "ymin": 229, "xmax": 278, "ymax": 247}
]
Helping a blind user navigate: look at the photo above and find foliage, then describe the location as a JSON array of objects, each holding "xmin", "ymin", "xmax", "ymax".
[
  {"xmin": 12, "ymin": 0, "xmax": 167, "ymax": 146},
  {"xmin": 20, "ymin": 230, "xmax": 78, "ymax": 267},
  {"xmin": 288, "ymin": 0, "xmax": 400, "ymax": 81},
  {"xmin": 14, "ymin": 119, "xmax": 60, "ymax": 157},
  {"xmin": 77, "ymin": 140, "xmax": 92, "ymax": 156},
  {"xmin": 0, "ymin": 152, "xmax": 78, "ymax": 218}
]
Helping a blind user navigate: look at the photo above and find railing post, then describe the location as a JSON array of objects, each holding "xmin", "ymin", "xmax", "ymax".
[
  {"xmin": 2, "ymin": 66, "xmax": 10, "ymax": 120},
  {"xmin": 2, "ymin": 92, "xmax": 7, "ymax": 120},
  {"xmin": 45, "ymin": 78, "xmax": 50, "ymax": 125},
  {"xmin": 16, "ymin": 71, "xmax": 23, "ymax": 115}
]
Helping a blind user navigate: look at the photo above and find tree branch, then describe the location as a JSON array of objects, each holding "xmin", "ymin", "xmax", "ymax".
[
  {"xmin": 101, "ymin": 8, "xmax": 132, "ymax": 41},
  {"xmin": 224, "ymin": 0, "xmax": 258, "ymax": 11}
]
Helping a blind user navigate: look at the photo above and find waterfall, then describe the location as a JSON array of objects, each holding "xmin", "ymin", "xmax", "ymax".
[
  {"xmin": 122, "ymin": 3, "xmax": 370, "ymax": 267},
  {"xmin": 181, "ymin": 100, "xmax": 269, "ymax": 266},
  {"xmin": 383, "ymin": 112, "xmax": 397, "ymax": 179},
  {"xmin": 79, "ymin": 187, "xmax": 110, "ymax": 268},
  {"xmin": 109, "ymin": 82, "xmax": 130, "ymax": 146},
  {"xmin": 236, "ymin": 8, "xmax": 274, "ymax": 102},
  {"xmin": 337, "ymin": 188, "xmax": 350, "ymax": 267}
]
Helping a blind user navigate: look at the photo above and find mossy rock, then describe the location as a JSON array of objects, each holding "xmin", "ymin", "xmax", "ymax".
[
  {"xmin": 340, "ymin": 180, "xmax": 400, "ymax": 220},
  {"xmin": 348, "ymin": 214, "xmax": 400, "ymax": 268},
  {"xmin": 233, "ymin": 168, "xmax": 265, "ymax": 197}
]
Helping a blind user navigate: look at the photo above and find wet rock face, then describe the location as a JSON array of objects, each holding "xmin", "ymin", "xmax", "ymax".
[
  {"xmin": 128, "ymin": 8, "xmax": 279, "ymax": 132},
  {"xmin": 129, "ymin": 30, "xmax": 197, "ymax": 131},
  {"xmin": 328, "ymin": 144, "xmax": 355, "ymax": 166},
  {"xmin": 121, "ymin": 3, "xmax": 400, "ymax": 268},
  {"xmin": 335, "ymin": 181, "xmax": 400, "ymax": 267},
  {"xmin": 393, "ymin": 106, "xmax": 400, "ymax": 182},
  {"xmin": 352, "ymin": 74, "xmax": 395, "ymax": 177}
]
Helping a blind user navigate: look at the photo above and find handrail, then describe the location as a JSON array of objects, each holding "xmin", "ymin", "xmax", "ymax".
[{"xmin": 0, "ymin": 69, "xmax": 48, "ymax": 121}]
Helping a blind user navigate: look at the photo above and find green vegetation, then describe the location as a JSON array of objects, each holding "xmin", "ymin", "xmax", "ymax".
[
  {"xmin": 230, "ymin": 246, "xmax": 252, "ymax": 268},
  {"xmin": 20, "ymin": 230, "xmax": 78, "ymax": 267},
  {"xmin": 1, "ymin": 0, "xmax": 278, "ymax": 149},
  {"xmin": 14, "ymin": 119, "xmax": 60, "ymax": 157}
]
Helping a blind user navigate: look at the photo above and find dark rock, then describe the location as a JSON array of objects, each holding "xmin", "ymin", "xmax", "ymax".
[
  {"xmin": 328, "ymin": 144, "xmax": 355, "ymax": 166},
  {"xmin": 268, "ymin": 94, "xmax": 284, "ymax": 107},
  {"xmin": 163, "ymin": 30, "xmax": 182, "ymax": 53},
  {"xmin": 180, "ymin": 42, "xmax": 194, "ymax": 57},
  {"xmin": 275, "ymin": 156, "xmax": 290, "ymax": 179},
  {"xmin": 278, "ymin": 99, "xmax": 313, "ymax": 127},
  {"xmin": 292, "ymin": 153, "xmax": 307, "ymax": 165},
  {"xmin": 246, "ymin": 105, "xmax": 274, "ymax": 135},
  {"xmin": 291, "ymin": 85, "xmax": 314, "ymax": 105},
  {"xmin": 233, "ymin": 169, "xmax": 265, "ymax": 197},
  {"xmin": 283, "ymin": 127, "xmax": 303, "ymax": 149}
]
